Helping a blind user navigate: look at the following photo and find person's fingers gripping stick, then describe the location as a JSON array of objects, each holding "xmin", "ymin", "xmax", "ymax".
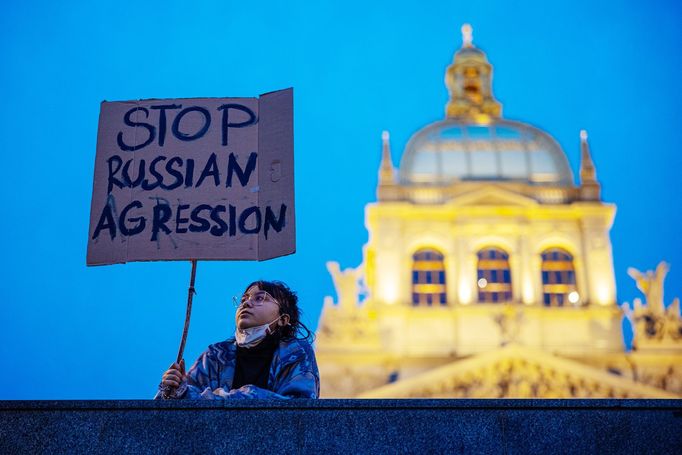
[{"xmin": 162, "ymin": 359, "xmax": 186, "ymax": 389}]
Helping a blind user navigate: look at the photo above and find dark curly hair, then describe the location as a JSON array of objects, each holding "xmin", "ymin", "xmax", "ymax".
[{"xmin": 243, "ymin": 280, "xmax": 315, "ymax": 342}]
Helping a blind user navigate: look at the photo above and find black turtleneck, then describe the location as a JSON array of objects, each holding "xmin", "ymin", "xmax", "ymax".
[{"xmin": 232, "ymin": 333, "xmax": 279, "ymax": 390}]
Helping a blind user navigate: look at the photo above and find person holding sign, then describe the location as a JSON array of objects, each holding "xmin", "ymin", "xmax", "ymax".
[{"xmin": 155, "ymin": 280, "xmax": 319, "ymax": 399}]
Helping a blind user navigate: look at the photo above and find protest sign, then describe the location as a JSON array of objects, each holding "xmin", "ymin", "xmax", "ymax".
[{"xmin": 87, "ymin": 88, "xmax": 294, "ymax": 265}]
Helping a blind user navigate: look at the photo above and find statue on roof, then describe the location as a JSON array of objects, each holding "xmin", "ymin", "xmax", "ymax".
[
  {"xmin": 627, "ymin": 261, "xmax": 669, "ymax": 315},
  {"xmin": 326, "ymin": 261, "xmax": 360, "ymax": 310},
  {"xmin": 625, "ymin": 261, "xmax": 682, "ymax": 349}
]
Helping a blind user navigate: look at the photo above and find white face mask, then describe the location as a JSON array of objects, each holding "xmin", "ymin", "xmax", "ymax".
[{"xmin": 235, "ymin": 315, "xmax": 282, "ymax": 348}]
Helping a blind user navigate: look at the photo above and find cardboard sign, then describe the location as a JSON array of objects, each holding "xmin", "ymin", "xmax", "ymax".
[{"xmin": 87, "ymin": 88, "xmax": 294, "ymax": 265}]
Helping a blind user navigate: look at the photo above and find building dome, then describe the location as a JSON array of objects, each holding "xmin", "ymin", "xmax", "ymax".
[
  {"xmin": 398, "ymin": 118, "xmax": 574, "ymax": 186},
  {"xmin": 393, "ymin": 24, "xmax": 574, "ymax": 188}
]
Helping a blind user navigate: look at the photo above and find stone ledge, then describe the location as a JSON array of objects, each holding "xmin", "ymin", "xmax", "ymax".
[{"xmin": 1, "ymin": 399, "xmax": 680, "ymax": 454}]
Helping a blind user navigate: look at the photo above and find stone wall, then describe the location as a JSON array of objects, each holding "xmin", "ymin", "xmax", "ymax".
[{"xmin": 1, "ymin": 400, "xmax": 680, "ymax": 453}]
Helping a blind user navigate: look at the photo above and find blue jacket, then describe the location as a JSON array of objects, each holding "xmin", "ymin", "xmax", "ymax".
[{"xmin": 155, "ymin": 337, "xmax": 319, "ymax": 399}]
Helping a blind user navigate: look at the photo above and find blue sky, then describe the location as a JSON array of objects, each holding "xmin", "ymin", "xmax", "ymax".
[{"xmin": 1, "ymin": 0, "xmax": 680, "ymax": 399}]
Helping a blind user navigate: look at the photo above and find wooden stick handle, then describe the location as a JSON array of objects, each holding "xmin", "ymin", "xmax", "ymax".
[
  {"xmin": 162, "ymin": 259, "xmax": 197, "ymax": 399},
  {"xmin": 176, "ymin": 259, "xmax": 197, "ymax": 363}
]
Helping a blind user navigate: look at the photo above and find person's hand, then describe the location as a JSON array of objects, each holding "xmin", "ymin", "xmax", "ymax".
[{"xmin": 161, "ymin": 359, "xmax": 186, "ymax": 390}]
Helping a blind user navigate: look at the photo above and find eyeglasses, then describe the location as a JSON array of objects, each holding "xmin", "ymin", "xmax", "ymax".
[{"xmin": 232, "ymin": 290, "xmax": 279, "ymax": 308}]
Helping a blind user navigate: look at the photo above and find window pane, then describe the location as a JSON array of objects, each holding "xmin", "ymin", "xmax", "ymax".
[
  {"xmin": 470, "ymin": 150, "xmax": 498, "ymax": 178},
  {"xmin": 499, "ymin": 150, "xmax": 528, "ymax": 179},
  {"xmin": 541, "ymin": 248, "xmax": 577, "ymax": 307},
  {"xmin": 441, "ymin": 151, "xmax": 469, "ymax": 180},
  {"xmin": 412, "ymin": 248, "xmax": 447, "ymax": 306}
]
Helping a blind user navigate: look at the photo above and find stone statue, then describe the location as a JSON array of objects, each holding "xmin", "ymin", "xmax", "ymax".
[
  {"xmin": 663, "ymin": 298, "xmax": 681, "ymax": 341},
  {"xmin": 493, "ymin": 305, "xmax": 524, "ymax": 346},
  {"xmin": 667, "ymin": 298, "xmax": 680, "ymax": 318},
  {"xmin": 326, "ymin": 261, "xmax": 360, "ymax": 310},
  {"xmin": 625, "ymin": 262, "xmax": 682, "ymax": 348},
  {"xmin": 627, "ymin": 261, "xmax": 669, "ymax": 315}
]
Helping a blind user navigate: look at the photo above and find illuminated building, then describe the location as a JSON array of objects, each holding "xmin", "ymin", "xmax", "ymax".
[{"xmin": 315, "ymin": 25, "xmax": 682, "ymax": 398}]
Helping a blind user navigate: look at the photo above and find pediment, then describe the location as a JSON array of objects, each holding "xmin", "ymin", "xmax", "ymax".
[
  {"xmin": 450, "ymin": 186, "xmax": 538, "ymax": 208},
  {"xmin": 358, "ymin": 344, "xmax": 679, "ymax": 399}
]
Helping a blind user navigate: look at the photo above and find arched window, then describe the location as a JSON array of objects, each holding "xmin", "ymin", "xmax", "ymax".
[
  {"xmin": 411, "ymin": 248, "xmax": 447, "ymax": 306},
  {"xmin": 541, "ymin": 248, "xmax": 578, "ymax": 306},
  {"xmin": 477, "ymin": 247, "xmax": 512, "ymax": 303}
]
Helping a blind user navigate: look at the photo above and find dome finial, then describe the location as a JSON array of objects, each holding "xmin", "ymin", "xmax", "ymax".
[
  {"xmin": 461, "ymin": 23, "xmax": 473, "ymax": 48},
  {"xmin": 580, "ymin": 129, "xmax": 588, "ymax": 141},
  {"xmin": 445, "ymin": 23, "xmax": 501, "ymax": 121},
  {"xmin": 579, "ymin": 129, "xmax": 601, "ymax": 201},
  {"xmin": 378, "ymin": 130, "xmax": 396, "ymax": 187}
]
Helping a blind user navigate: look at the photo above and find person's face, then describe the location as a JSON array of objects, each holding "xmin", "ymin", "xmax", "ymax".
[{"xmin": 236, "ymin": 285, "xmax": 285, "ymax": 330}]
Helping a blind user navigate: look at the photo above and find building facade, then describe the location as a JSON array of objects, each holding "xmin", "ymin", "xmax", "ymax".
[{"xmin": 315, "ymin": 25, "xmax": 682, "ymax": 399}]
